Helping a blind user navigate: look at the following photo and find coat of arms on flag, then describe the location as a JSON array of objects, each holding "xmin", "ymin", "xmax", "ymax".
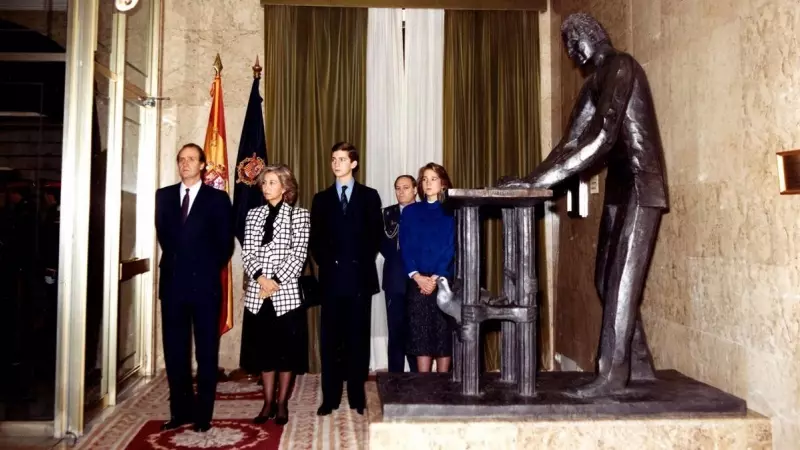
[{"xmin": 236, "ymin": 153, "xmax": 266, "ymax": 186}]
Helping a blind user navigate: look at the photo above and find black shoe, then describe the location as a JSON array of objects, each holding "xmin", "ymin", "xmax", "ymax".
[
  {"xmin": 350, "ymin": 405, "xmax": 365, "ymax": 415},
  {"xmin": 161, "ymin": 419, "xmax": 191, "ymax": 431},
  {"xmin": 193, "ymin": 422, "xmax": 212, "ymax": 432},
  {"xmin": 253, "ymin": 402, "xmax": 277, "ymax": 424},
  {"xmin": 317, "ymin": 404, "xmax": 335, "ymax": 416},
  {"xmin": 275, "ymin": 403, "xmax": 289, "ymax": 426}
]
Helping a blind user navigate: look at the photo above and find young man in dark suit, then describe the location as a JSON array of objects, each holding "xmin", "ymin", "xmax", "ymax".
[
  {"xmin": 379, "ymin": 175, "xmax": 418, "ymax": 373},
  {"xmin": 155, "ymin": 143, "xmax": 233, "ymax": 432},
  {"xmin": 310, "ymin": 142, "xmax": 382, "ymax": 416}
]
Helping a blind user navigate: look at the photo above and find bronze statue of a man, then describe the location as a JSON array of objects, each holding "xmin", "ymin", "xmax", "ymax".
[{"xmin": 500, "ymin": 12, "xmax": 668, "ymax": 397}]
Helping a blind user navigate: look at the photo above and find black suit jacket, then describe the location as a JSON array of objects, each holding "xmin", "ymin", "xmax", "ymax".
[
  {"xmin": 379, "ymin": 204, "xmax": 407, "ymax": 295},
  {"xmin": 310, "ymin": 181, "xmax": 382, "ymax": 297},
  {"xmin": 155, "ymin": 183, "xmax": 234, "ymax": 303}
]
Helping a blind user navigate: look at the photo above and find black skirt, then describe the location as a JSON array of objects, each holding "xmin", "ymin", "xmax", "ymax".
[
  {"xmin": 405, "ymin": 278, "xmax": 453, "ymax": 358},
  {"xmin": 239, "ymin": 301, "xmax": 308, "ymax": 374}
]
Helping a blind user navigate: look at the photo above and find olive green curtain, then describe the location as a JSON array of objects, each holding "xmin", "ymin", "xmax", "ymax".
[
  {"xmin": 264, "ymin": 5, "xmax": 368, "ymax": 373},
  {"xmin": 443, "ymin": 10, "xmax": 540, "ymax": 371}
]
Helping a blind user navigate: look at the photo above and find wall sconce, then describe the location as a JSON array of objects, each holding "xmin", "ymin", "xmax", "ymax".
[{"xmin": 776, "ymin": 149, "xmax": 800, "ymax": 195}]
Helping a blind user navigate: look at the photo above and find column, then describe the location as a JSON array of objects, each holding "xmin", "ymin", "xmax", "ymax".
[
  {"xmin": 501, "ymin": 208, "xmax": 517, "ymax": 383},
  {"xmin": 461, "ymin": 206, "xmax": 480, "ymax": 396},
  {"xmin": 516, "ymin": 206, "xmax": 537, "ymax": 396},
  {"xmin": 452, "ymin": 209, "xmax": 463, "ymax": 383}
]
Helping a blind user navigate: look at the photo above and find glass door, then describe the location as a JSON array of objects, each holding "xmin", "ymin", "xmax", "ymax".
[
  {"xmin": 116, "ymin": 98, "xmax": 148, "ymax": 384},
  {"xmin": 95, "ymin": 0, "xmax": 160, "ymax": 409},
  {"xmin": 114, "ymin": 0, "xmax": 160, "ymax": 396}
]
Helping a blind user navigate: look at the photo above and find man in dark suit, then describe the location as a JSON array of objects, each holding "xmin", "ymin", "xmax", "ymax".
[
  {"xmin": 155, "ymin": 143, "xmax": 233, "ymax": 432},
  {"xmin": 311, "ymin": 142, "xmax": 382, "ymax": 416},
  {"xmin": 379, "ymin": 175, "xmax": 418, "ymax": 373}
]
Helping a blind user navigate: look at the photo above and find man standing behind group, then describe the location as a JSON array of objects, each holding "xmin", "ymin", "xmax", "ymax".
[
  {"xmin": 311, "ymin": 142, "xmax": 382, "ymax": 416},
  {"xmin": 155, "ymin": 143, "xmax": 233, "ymax": 432},
  {"xmin": 379, "ymin": 175, "xmax": 418, "ymax": 373}
]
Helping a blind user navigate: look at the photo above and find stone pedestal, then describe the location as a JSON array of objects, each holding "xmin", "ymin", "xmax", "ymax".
[
  {"xmin": 377, "ymin": 371, "xmax": 747, "ymax": 420},
  {"xmin": 367, "ymin": 382, "xmax": 772, "ymax": 450}
]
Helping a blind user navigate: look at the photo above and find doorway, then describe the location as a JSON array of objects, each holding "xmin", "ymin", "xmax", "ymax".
[{"xmin": 0, "ymin": 9, "xmax": 67, "ymax": 426}]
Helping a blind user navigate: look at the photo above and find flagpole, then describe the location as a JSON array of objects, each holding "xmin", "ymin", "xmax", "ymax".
[
  {"xmin": 200, "ymin": 53, "xmax": 234, "ymax": 380},
  {"xmin": 211, "ymin": 54, "xmax": 223, "ymax": 161},
  {"xmin": 227, "ymin": 55, "xmax": 267, "ymax": 383}
]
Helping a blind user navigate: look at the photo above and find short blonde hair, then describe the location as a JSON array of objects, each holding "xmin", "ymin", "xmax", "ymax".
[{"xmin": 257, "ymin": 164, "xmax": 299, "ymax": 205}]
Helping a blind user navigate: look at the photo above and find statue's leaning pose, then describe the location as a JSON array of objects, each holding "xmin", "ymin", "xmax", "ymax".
[{"xmin": 499, "ymin": 12, "xmax": 669, "ymax": 397}]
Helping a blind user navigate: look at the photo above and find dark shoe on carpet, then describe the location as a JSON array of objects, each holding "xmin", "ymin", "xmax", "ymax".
[
  {"xmin": 316, "ymin": 404, "xmax": 333, "ymax": 416},
  {"xmin": 193, "ymin": 422, "xmax": 212, "ymax": 433},
  {"xmin": 275, "ymin": 403, "xmax": 289, "ymax": 426},
  {"xmin": 160, "ymin": 419, "xmax": 191, "ymax": 431},
  {"xmin": 253, "ymin": 401, "xmax": 277, "ymax": 423}
]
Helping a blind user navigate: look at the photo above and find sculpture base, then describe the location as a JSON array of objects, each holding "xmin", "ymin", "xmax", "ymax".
[
  {"xmin": 368, "ymin": 376, "xmax": 770, "ymax": 450},
  {"xmin": 376, "ymin": 371, "xmax": 746, "ymax": 420}
]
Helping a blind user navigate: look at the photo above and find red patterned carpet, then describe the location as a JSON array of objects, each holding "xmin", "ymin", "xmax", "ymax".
[{"xmin": 75, "ymin": 374, "xmax": 368, "ymax": 449}]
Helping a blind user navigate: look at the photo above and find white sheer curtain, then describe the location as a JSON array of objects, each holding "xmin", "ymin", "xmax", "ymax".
[
  {"xmin": 366, "ymin": 8, "xmax": 405, "ymax": 371},
  {"xmin": 365, "ymin": 8, "xmax": 444, "ymax": 371},
  {"xmin": 403, "ymin": 9, "xmax": 444, "ymax": 172}
]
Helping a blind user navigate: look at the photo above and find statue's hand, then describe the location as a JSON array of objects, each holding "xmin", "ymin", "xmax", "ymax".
[{"xmin": 496, "ymin": 175, "xmax": 532, "ymax": 189}]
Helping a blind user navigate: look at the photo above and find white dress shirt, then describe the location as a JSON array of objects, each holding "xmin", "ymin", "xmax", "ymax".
[{"xmin": 179, "ymin": 180, "xmax": 202, "ymax": 214}]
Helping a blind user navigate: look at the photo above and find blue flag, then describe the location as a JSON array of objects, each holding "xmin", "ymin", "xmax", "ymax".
[{"xmin": 232, "ymin": 77, "xmax": 268, "ymax": 245}]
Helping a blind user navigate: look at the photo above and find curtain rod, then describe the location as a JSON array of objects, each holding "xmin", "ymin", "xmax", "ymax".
[{"xmin": 260, "ymin": 0, "xmax": 547, "ymax": 11}]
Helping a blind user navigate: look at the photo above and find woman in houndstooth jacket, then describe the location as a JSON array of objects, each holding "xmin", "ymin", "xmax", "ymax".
[{"xmin": 240, "ymin": 164, "xmax": 310, "ymax": 426}]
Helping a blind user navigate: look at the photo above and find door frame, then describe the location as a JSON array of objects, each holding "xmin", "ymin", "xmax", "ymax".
[{"xmin": 54, "ymin": 0, "xmax": 162, "ymax": 437}]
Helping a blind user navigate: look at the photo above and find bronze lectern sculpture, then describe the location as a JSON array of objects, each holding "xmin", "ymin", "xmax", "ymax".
[{"xmin": 499, "ymin": 12, "xmax": 668, "ymax": 397}]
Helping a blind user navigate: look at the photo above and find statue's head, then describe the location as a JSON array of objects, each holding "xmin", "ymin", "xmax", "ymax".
[{"xmin": 560, "ymin": 13, "xmax": 611, "ymax": 67}]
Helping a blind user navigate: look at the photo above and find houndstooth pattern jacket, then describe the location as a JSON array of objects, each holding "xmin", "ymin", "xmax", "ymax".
[{"xmin": 241, "ymin": 202, "xmax": 310, "ymax": 315}]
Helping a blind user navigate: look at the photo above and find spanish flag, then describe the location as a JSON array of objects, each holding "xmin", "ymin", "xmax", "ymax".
[{"xmin": 203, "ymin": 53, "xmax": 233, "ymax": 336}]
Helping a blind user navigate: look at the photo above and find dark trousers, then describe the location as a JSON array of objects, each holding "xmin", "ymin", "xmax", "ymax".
[
  {"xmin": 594, "ymin": 197, "xmax": 662, "ymax": 382},
  {"xmin": 320, "ymin": 294, "xmax": 371, "ymax": 409},
  {"xmin": 161, "ymin": 295, "xmax": 220, "ymax": 424},
  {"xmin": 385, "ymin": 291, "xmax": 417, "ymax": 373}
]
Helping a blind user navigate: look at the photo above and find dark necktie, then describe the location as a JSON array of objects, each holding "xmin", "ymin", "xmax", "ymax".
[
  {"xmin": 340, "ymin": 185, "xmax": 348, "ymax": 214},
  {"xmin": 181, "ymin": 188, "xmax": 190, "ymax": 223}
]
